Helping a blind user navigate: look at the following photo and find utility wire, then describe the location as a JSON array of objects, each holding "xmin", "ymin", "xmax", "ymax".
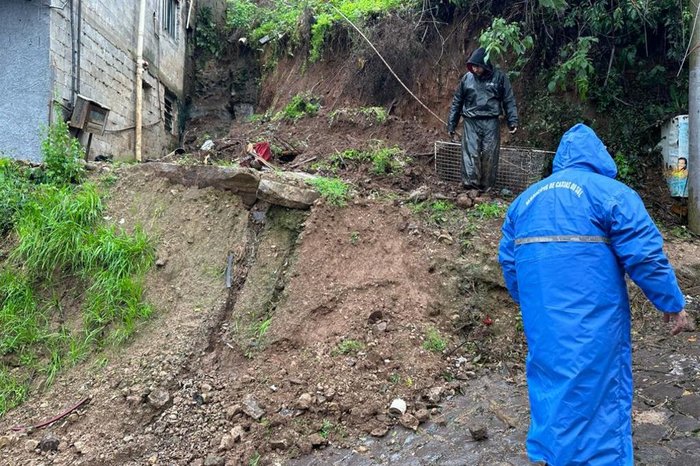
[
  {"xmin": 677, "ymin": 0, "xmax": 700, "ymax": 77},
  {"xmin": 331, "ymin": 5, "xmax": 447, "ymax": 127}
]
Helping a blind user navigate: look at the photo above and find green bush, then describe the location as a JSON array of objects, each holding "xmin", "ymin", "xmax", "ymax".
[
  {"xmin": 275, "ymin": 93, "xmax": 320, "ymax": 120},
  {"xmin": 0, "ymin": 159, "xmax": 32, "ymax": 236},
  {"xmin": 41, "ymin": 118, "xmax": 85, "ymax": 185}
]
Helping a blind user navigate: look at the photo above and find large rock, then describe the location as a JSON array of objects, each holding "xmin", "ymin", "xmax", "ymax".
[
  {"xmin": 147, "ymin": 163, "xmax": 260, "ymax": 206},
  {"xmin": 257, "ymin": 176, "xmax": 319, "ymax": 209}
]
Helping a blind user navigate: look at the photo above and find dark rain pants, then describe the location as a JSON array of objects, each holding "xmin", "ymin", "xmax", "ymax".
[{"xmin": 461, "ymin": 117, "xmax": 500, "ymax": 191}]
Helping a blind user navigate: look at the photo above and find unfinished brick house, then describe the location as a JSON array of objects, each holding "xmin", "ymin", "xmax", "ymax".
[{"xmin": 0, "ymin": 0, "xmax": 191, "ymax": 162}]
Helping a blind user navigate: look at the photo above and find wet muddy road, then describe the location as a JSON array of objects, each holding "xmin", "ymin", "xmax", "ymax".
[{"xmin": 292, "ymin": 331, "xmax": 700, "ymax": 466}]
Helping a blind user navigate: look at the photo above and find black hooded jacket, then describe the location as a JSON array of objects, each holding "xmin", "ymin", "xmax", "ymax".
[{"xmin": 447, "ymin": 47, "xmax": 519, "ymax": 133}]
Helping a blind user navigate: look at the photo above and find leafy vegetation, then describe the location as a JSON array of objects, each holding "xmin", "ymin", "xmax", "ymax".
[
  {"xmin": 226, "ymin": 0, "xmax": 407, "ymax": 60},
  {"xmin": 307, "ymin": 176, "xmax": 351, "ymax": 206},
  {"xmin": 423, "ymin": 327, "xmax": 447, "ymax": 353},
  {"xmin": 479, "ymin": 17, "xmax": 533, "ymax": 75},
  {"xmin": 0, "ymin": 119, "xmax": 154, "ymax": 416},
  {"xmin": 274, "ymin": 93, "xmax": 320, "ymax": 121},
  {"xmin": 41, "ymin": 118, "xmax": 85, "ymax": 185},
  {"xmin": 195, "ymin": 6, "xmax": 223, "ymax": 58},
  {"xmin": 471, "ymin": 201, "xmax": 507, "ymax": 219},
  {"xmin": 313, "ymin": 143, "xmax": 405, "ymax": 176},
  {"xmin": 332, "ymin": 338, "xmax": 365, "ymax": 356},
  {"xmin": 0, "ymin": 160, "xmax": 32, "ymax": 235}
]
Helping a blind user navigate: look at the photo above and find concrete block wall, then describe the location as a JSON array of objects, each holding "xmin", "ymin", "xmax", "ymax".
[
  {"xmin": 49, "ymin": 0, "xmax": 187, "ymax": 161},
  {"xmin": 0, "ymin": 0, "xmax": 51, "ymax": 162}
]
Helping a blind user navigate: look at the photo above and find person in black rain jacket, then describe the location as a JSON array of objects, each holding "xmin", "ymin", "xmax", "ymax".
[{"xmin": 447, "ymin": 47, "xmax": 518, "ymax": 192}]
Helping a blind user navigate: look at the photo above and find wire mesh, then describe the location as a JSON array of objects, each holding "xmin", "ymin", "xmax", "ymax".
[{"xmin": 434, "ymin": 141, "xmax": 553, "ymax": 194}]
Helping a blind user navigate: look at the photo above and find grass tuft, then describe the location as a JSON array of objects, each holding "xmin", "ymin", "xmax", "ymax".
[{"xmin": 308, "ymin": 177, "xmax": 350, "ymax": 206}]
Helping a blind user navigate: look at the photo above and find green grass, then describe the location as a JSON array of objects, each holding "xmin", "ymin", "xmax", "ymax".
[
  {"xmin": 0, "ymin": 159, "xmax": 33, "ymax": 235},
  {"xmin": 471, "ymin": 201, "xmax": 507, "ymax": 219},
  {"xmin": 308, "ymin": 177, "xmax": 351, "ymax": 206},
  {"xmin": 409, "ymin": 200, "xmax": 455, "ymax": 224},
  {"xmin": 0, "ymin": 122, "xmax": 155, "ymax": 417},
  {"xmin": 423, "ymin": 327, "xmax": 447, "ymax": 353},
  {"xmin": 0, "ymin": 369, "xmax": 28, "ymax": 416},
  {"xmin": 315, "ymin": 144, "xmax": 405, "ymax": 176},
  {"xmin": 319, "ymin": 419, "xmax": 333, "ymax": 439},
  {"xmin": 332, "ymin": 339, "xmax": 364, "ymax": 356},
  {"xmin": 274, "ymin": 93, "xmax": 320, "ymax": 121}
]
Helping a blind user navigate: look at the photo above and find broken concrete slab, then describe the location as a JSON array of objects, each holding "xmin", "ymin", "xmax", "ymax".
[
  {"xmin": 146, "ymin": 163, "xmax": 260, "ymax": 206},
  {"xmin": 257, "ymin": 176, "xmax": 320, "ymax": 209}
]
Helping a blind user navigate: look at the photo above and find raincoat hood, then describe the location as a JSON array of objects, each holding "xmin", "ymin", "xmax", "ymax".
[
  {"xmin": 552, "ymin": 123, "xmax": 618, "ymax": 178},
  {"xmin": 467, "ymin": 47, "xmax": 493, "ymax": 74}
]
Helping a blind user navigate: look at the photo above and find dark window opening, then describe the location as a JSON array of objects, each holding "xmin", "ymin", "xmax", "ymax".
[
  {"xmin": 164, "ymin": 89, "xmax": 176, "ymax": 134},
  {"xmin": 162, "ymin": 0, "xmax": 178, "ymax": 38}
]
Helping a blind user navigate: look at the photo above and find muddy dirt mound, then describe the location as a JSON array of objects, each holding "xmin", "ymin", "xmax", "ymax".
[{"xmin": 0, "ymin": 162, "xmax": 517, "ymax": 465}]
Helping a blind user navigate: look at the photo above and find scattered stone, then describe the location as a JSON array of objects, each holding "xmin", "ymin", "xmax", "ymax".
[
  {"xmin": 415, "ymin": 408, "xmax": 430, "ymax": 423},
  {"xmin": 201, "ymin": 383, "xmax": 213, "ymax": 392},
  {"xmin": 370, "ymin": 425, "xmax": 389, "ymax": 437},
  {"xmin": 374, "ymin": 321, "xmax": 388, "ymax": 333},
  {"xmin": 242, "ymin": 394, "xmax": 265, "ymax": 420},
  {"xmin": 433, "ymin": 415, "xmax": 448, "ymax": 427},
  {"xmin": 456, "ymin": 194, "xmax": 474, "ymax": 209},
  {"xmin": 147, "ymin": 388, "xmax": 170, "ymax": 409},
  {"xmin": 0, "ymin": 436, "xmax": 13, "ymax": 449},
  {"xmin": 218, "ymin": 434, "xmax": 235, "ymax": 451},
  {"xmin": 308, "ymin": 433, "xmax": 327, "ymax": 448},
  {"xmin": 299, "ymin": 440, "xmax": 313, "ymax": 455},
  {"xmin": 203, "ymin": 454, "xmax": 225, "ymax": 466},
  {"xmin": 500, "ymin": 188, "xmax": 513, "ymax": 197},
  {"xmin": 155, "ymin": 257, "xmax": 168, "ymax": 267},
  {"xmin": 357, "ymin": 445, "xmax": 369, "ymax": 453},
  {"xmin": 191, "ymin": 460, "xmax": 204, "ymax": 466},
  {"xmin": 39, "ymin": 435, "xmax": 59, "ymax": 452},
  {"xmin": 25, "ymin": 439, "xmax": 39, "ymax": 452},
  {"xmin": 225, "ymin": 404, "xmax": 242, "ymax": 419},
  {"xmin": 230, "ymin": 425, "xmax": 245, "ymax": 442},
  {"xmin": 466, "ymin": 189, "xmax": 480, "ymax": 200},
  {"xmin": 426, "ymin": 386, "xmax": 445, "ymax": 404},
  {"xmin": 200, "ymin": 140, "xmax": 215, "ymax": 151},
  {"xmin": 400, "ymin": 413, "xmax": 420, "ymax": 431},
  {"xmin": 73, "ymin": 440, "xmax": 86, "ymax": 455},
  {"xmin": 297, "ymin": 393, "xmax": 313, "ymax": 410},
  {"xmin": 389, "ymin": 398, "xmax": 407, "ymax": 416},
  {"xmin": 469, "ymin": 426, "xmax": 489, "ymax": 441},
  {"xmin": 437, "ymin": 232, "xmax": 454, "ymax": 245},
  {"xmin": 270, "ymin": 438, "xmax": 289, "ymax": 450},
  {"xmin": 408, "ymin": 185, "xmax": 430, "ymax": 202}
]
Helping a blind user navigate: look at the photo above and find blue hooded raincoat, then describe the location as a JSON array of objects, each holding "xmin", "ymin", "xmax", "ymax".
[{"xmin": 498, "ymin": 124, "xmax": 685, "ymax": 465}]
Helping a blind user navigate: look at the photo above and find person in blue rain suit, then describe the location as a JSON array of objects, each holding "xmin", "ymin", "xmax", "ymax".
[{"xmin": 498, "ymin": 123, "xmax": 692, "ymax": 465}]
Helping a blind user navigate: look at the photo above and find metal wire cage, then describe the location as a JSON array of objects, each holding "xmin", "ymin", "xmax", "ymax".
[{"xmin": 434, "ymin": 141, "xmax": 554, "ymax": 194}]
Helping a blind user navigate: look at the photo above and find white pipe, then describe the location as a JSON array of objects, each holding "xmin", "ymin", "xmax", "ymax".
[{"xmin": 135, "ymin": 0, "xmax": 147, "ymax": 162}]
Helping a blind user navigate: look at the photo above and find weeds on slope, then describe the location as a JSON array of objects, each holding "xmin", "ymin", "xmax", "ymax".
[{"xmin": 0, "ymin": 119, "xmax": 154, "ymax": 416}]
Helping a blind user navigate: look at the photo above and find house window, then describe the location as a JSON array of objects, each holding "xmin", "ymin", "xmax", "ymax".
[
  {"xmin": 162, "ymin": 0, "xmax": 179, "ymax": 39},
  {"xmin": 164, "ymin": 88, "xmax": 176, "ymax": 134}
]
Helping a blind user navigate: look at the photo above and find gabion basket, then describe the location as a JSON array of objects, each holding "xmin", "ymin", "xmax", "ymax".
[{"xmin": 434, "ymin": 141, "xmax": 553, "ymax": 194}]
